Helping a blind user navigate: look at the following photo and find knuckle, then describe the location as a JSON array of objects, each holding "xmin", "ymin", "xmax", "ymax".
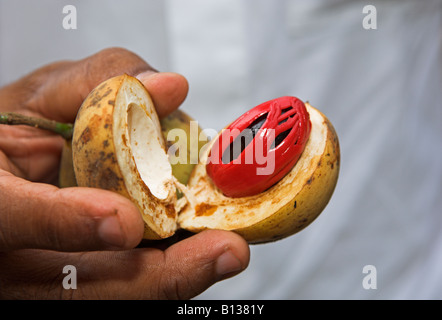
[
  {"xmin": 96, "ymin": 47, "xmax": 133, "ymax": 64},
  {"xmin": 88, "ymin": 47, "xmax": 152, "ymax": 77},
  {"xmin": 158, "ymin": 264, "xmax": 201, "ymax": 300}
]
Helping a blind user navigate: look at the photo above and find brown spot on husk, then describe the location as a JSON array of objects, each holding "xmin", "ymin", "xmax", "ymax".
[
  {"xmin": 165, "ymin": 204, "xmax": 176, "ymax": 219},
  {"xmin": 195, "ymin": 203, "xmax": 218, "ymax": 216},
  {"xmin": 79, "ymin": 127, "xmax": 91, "ymax": 145},
  {"xmin": 96, "ymin": 167, "xmax": 123, "ymax": 191}
]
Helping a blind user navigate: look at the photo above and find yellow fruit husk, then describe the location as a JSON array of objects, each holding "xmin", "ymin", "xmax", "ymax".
[
  {"xmin": 72, "ymin": 75, "xmax": 177, "ymax": 239},
  {"xmin": 59, "ymin": 139, "xmax": 77, "ymax": 188},
  {"xmin": 160, "ymin": 110, "xmax": 207, "ymax": 186},
  {"xmin": 178, "ymin": 103, "xmax": 340, "ymax": 244}
]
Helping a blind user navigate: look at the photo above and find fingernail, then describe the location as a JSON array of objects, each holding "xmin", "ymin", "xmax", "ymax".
[
  {"xmin": 136, "ymin": 70, "xmax": 157, "ymax": 82},
  {"xmin": 215, "ymin": 249, "xmax": 243, "ymax": 280},
  {"xmin": 97, "ymin": 216, "xmax": 125, "ymax": 249}
]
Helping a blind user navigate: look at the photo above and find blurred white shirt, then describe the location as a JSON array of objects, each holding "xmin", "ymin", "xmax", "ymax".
[{"xmin": 1, "ymin": 0, "xmax": 441, "ymax": 299}]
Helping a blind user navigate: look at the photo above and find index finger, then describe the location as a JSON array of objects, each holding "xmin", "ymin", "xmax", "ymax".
[{"xmin": 22, "ymin": 48, "xmax": 188, "ymax": 122}]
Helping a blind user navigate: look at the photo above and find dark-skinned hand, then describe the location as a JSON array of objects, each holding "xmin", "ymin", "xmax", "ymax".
[{"xmin": 0, "ymin": 47, "xmax": 250, "ymax": 299}]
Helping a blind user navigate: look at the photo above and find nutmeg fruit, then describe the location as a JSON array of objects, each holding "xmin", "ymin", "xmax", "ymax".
[{"xmin": 72, "ymin": 74, "xmax": 340, "ymax": 243}]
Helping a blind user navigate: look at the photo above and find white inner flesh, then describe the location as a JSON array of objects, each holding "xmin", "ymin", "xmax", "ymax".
[
  {"xmin": 128, "ymin": 102, "xmax": 172, "ymax": 200},
  {"xmin": 113, "ymin": 77, "xmax": 177, "ymax": 236}
]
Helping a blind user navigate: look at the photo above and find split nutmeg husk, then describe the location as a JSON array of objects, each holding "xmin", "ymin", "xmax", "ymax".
[{"xmin": 71, "ymin": 74, "xmax": 340, "ymax": 243}]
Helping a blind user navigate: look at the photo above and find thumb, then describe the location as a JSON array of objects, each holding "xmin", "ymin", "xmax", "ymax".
[
  {"xmin": 156, "ymin": 230, "xmax": 250, "ymax": 299},
  {"xmin": 136, "ymin": 71, "xmax": 189, "ymax": 118},
  {"xmin": 0, "ymin": 171, "xmax": 144, "ymax": 252}
]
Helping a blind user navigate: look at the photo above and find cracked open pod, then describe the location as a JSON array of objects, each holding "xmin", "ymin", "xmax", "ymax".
[{"xmin": 72, "ymin": 74, "xmax": 340, "ymax": 243}]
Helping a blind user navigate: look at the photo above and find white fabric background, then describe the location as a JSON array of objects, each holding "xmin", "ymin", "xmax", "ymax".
[{"xmin": 1, "ymin": 0, "xmax": 441, "ymax": 299}]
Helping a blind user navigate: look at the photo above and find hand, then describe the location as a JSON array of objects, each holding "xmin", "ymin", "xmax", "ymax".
[{"xmin": 0, "ymin": 47, "xmax": 250, "ymax": 299}]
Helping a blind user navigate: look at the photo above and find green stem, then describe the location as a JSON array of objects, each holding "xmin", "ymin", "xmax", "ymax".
[{"xmin": 0, "ymin": 112, "xmax": 73, "ymax": 140}]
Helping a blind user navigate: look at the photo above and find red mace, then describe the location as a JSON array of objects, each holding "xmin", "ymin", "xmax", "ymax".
[{"xmin": 206, "ymin": 96, "xmax": 312, "ymax": 198}]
